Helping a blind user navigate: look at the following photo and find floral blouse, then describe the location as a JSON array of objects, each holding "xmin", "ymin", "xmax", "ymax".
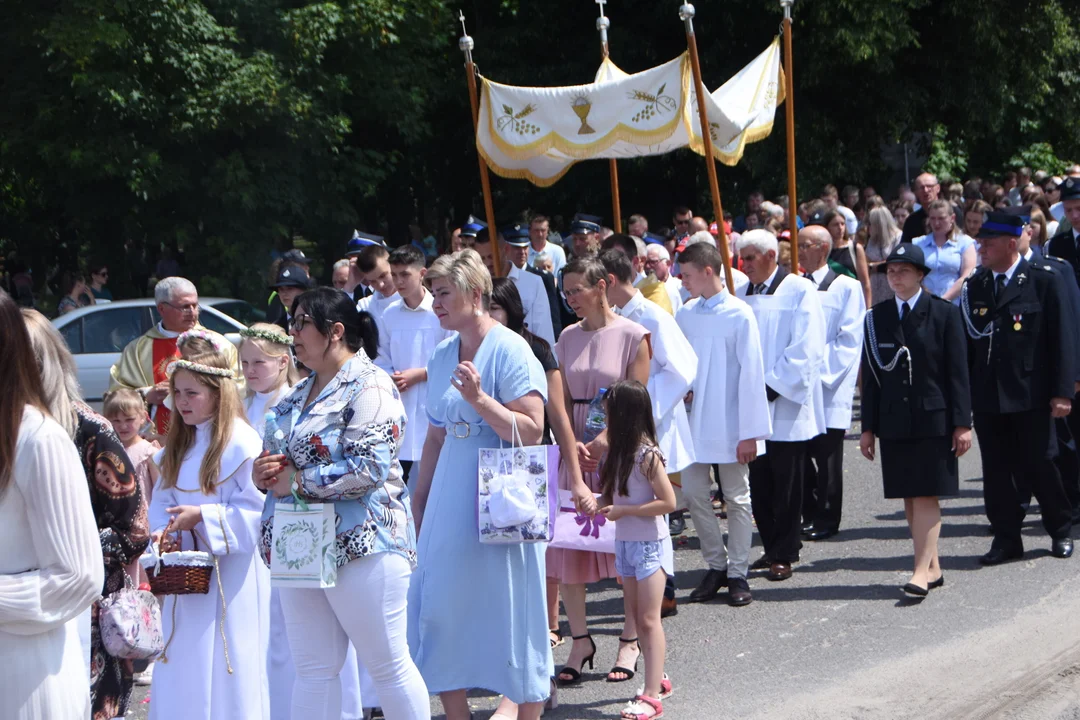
[{"xmin": 259, "ymin": 350, "xmax": 417, "ymax": 569}]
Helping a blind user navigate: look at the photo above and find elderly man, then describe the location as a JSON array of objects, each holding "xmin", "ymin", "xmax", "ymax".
[
  {"xmin": 736, "ymin": 229, "xmax": 827, "ymax": 580},
  {"xmin": 110, "ymin": 276, "xmax": 240, "ymax": 434},
  {"xmin": 331, "ymin": 259, "xmax": 350, "ymax": 290},
  {"xmin": 901, "ymin": 173, "xmax": 942, "ymax": 243},
  {"xmin": 568, "ymin": 214, "xmax": 603, "ymax": 260},
  {"xmin": 602, "ymin": 234, "xmax": 672, "ymax": 314},
  {"xmin": 646, "ymin": 243, "xmax": 683, "ymax": 312},
  {"xmin": 796, "ymin": 226, "xmax": 866, "ymax": 540}
]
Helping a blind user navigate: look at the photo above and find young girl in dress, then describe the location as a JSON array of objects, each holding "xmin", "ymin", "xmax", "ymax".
[
  {"xmin": 239, "ymin": 324, "xmax": 299, "ymax": 437},
  {"xmin": 597, "ymin": 381, "xmax": 676, "ymax": 720},
  {"xmin": 147, "ymin": 350, "xmax": 269, "ymax": 720}
]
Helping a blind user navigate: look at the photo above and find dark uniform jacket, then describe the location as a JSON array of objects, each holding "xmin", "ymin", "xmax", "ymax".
[
  {"xmin": 963, "ymin": 258, "xmax": 1076, "ymax": 414},
  {"xmin": 861, "ymin": 291, "xmax": 971, "ymax": 439},
  {"xmin": 1043, "ymin": 228, "xmax": 1080, "ymax": 287}
]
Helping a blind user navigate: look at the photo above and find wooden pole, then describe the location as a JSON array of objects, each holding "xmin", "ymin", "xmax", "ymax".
[
  {"xmin": 782, "ymin": 3, "xmax": 799, "ymax": 271},
  {"xmin": 459, "ymin": 18, "xmax": 502, "ymax": 277},
  {"xmin": 597, "ymin": 7, "xmax": 623, "ymax": 233},
  {"xmin": 680, "ymin": 4, "xmax": 736, "ymax": 293}
]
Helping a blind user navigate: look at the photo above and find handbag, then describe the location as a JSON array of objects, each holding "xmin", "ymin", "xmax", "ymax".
[
  {"xmin": 549, "ymin": 490, "xmax": 616, "ymax": 554},
  {"xmin": 477, "ymin": 415, "xmax": 558, "ymax": 544},
  {"xmin": 270, "ymin": 488, "xmax": 338, "ymax": 589},
  {"xmin": 97, "ymin": 573, "xmax": 164, "ymax": 660}
]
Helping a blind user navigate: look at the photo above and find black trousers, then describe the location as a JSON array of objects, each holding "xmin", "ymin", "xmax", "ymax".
[
  {"xmin": 749, "ymin": 440, "xmax": 807, "ymax": 563},
  {"xmin": 400, "ymin": 460, "xmax": 414, "ymax": 486},
  {"xmin": 802, "ymin": 428, "xmax": 846, "ymax": 532},
  {"xmin": 974, "ymin": 410, "xmax": 1073, "ymax": 550},
  {"xmin": 1056, "ymin": 393, "xmax": 1080, "ymax": 512}
]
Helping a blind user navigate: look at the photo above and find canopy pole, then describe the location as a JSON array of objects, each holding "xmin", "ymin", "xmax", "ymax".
[
  {"xmin": 459, "ymin": 13, "xmax": 502, "ymax": 277},
  {"xmin": 680, "ymin": 4, "xmax": 735, "ymax": 293},
  {"xmin": 781, "ymin": 1, "xmax": 799, "ymax": 271},
  {"xmin": 597, "ymin": 2, "xmax": 623, "ymax": 233}
]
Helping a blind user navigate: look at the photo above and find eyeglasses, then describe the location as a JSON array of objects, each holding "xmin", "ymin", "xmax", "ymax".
[
  {"xmin": 163, "ymin": 301, "xmax": 198, "ymax": 314},
  {"xmin": 561, "ymin": 287, "xmax": 591, "ymax": 300},
  {"xmin": 292, "ymin": 313, "xmax": 314, "ymax": 332}
]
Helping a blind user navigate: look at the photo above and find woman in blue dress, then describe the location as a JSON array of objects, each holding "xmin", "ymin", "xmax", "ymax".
[
  {"xmin": 409, "ymin": 249, "xmax": 553, "ymax": 720},
  {"xmin": 914, "ymin": 198, "xmax": 977, "ymax": 305}
]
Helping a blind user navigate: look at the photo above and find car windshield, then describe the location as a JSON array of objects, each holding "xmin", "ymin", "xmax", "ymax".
[{"xmin": 210, "ymin": 300, "xmax": 265, "ymax": 327}]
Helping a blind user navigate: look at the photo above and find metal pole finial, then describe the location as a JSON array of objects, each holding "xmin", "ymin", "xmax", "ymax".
[
  {"xmin": 678, "ymin": 3, "xmax": 696, "ymax": 21},
  {"xmin": 458, "ymin": 10, "xmax": 474, "ymax": 54},
  {"xmin": 779, "ymin": 0, "xmax": 793, "ymax": 19}
]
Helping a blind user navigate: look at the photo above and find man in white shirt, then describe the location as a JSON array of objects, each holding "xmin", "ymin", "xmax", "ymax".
[
  {"xmin": 527, "ymin": 214, "xmax": 567, "ymax": 275},
  {"xmin": 736, "ymin": 229, "xmax": 827, "ymax": 581},
  {"xmin": 675, "ymin": 242, "xmax": 771, "ymax": 606},
  {"xmin": 475, "ymin": 225, "xmax": 556, "ymax": 346},
  {"xmin": 354, "ymin": 245, "xmax": 399, "ymax": 365},
  {"xmin": 796, "ymin": 226, "xmax": 866, "ymax": 540},
  {"xmin": 645, "ymin": 242, "xmax": 683, "ymax": 313}
]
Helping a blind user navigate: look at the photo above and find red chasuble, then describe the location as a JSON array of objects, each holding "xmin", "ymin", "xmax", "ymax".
[{"xmin": 151, "ymin": 337, "xmax": 181, "ymax": 434}]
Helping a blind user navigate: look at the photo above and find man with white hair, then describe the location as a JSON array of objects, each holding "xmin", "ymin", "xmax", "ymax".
[
  {"xmin": 110, "ymin": 276, "xmax": 240, "ymax": 434},
  {"xmin": 736, "ymin": 229, "xmax": 827, "ymax": 580},
  {"xmin": 645, "ymin": 244, "xmax": 683, "ymax": 312},
  {"xmin": 331, "ymin": 258, "xmax": 351, "ymax": 290},
  {"xmin": 796, "ymin": 225, "xmax": 866, "ymax": 540}
]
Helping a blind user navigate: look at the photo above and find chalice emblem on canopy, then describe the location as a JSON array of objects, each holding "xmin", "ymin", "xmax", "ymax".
[{"xmin": 571, "ymin": 94, "xmax": 595, "ymax": 135}]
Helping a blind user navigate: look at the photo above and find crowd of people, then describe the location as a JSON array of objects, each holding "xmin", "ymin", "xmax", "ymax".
[{"xmin": 3, "ymin": 163, "xmax": 1080, "ymax": 720}]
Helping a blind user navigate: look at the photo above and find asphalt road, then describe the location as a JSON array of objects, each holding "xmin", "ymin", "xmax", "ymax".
[{"xmin": 129, "ymin": 430, "xmax": 1080, "ymax": 719}]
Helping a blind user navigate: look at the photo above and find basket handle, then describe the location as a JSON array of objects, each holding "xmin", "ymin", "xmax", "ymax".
[{"xmin": 157, "ymin": 519, "xmax": 201, "ymax": 553}]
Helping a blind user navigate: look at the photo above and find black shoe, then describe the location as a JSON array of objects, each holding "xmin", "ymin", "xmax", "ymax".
[
  {"xmin": 668, "ymin": 514, "xmax": 686, "ymax": 537},
  {"xmin": 979, "ymin": 546, "xmax": 1023, "ymax": 566},
  {"xmin": 806, "ymin": 528, "xmax": 838, "ymax": 541},
  {"xmin": 800, "ymin": 522, "xmax": 814, "ymax": 536},
  {"xmin": 727, "ymin": 577, "xmax": 753, "ymax": 606},
  {"xmin": 689, "ymin": 569, "xmax": 728, "ymax": 603},
  {"xmin": 928, "ymin": 575, "xmax": 945, "ymax": 590},
  {"xmin": 660, "ymin": 595, "xmax": 678, "ymax": 618},
  {"xmin": 556, "ymin": 634, "xmax": 596, "ymax": 687},
  {"xmin": 1051, "ymin": 538, "xmax": 1074, "ymax": 558},
  {"xmin": 902, "ymin": 582, "xmax": 928, "ymax": 597},
  {"xmin": 749, "ymin": 553, "xmax": 772, "ymax": 571}
]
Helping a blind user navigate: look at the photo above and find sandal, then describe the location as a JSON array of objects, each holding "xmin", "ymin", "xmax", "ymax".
[
  {"xmin": 549, "ymin": 627, "xmax": 564, "ymax": 649},
  {"xmin": 556, "ymin": 634, "xmax": 596, "ymax": 686},
  {"xmin": 606, "ymin": 637, "xmax": 640, "ymax": 683},
  {"xmin": 636, "ymin": 673, "xmax": 673, "ymax": 700},
  {"xmin": 621, "ymin": 694, "xmax": 663, "ymax": 720}
]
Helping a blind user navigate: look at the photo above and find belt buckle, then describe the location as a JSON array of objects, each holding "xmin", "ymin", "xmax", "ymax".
[{"xmin": 452, "ymin": 422, "xmax": 471, "ymax": 439}]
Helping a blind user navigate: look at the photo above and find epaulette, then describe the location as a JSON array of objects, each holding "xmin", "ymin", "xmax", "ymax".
[{"xmin": 1031, "ymin": 262, "xmax": 1056, "ymax": 273}]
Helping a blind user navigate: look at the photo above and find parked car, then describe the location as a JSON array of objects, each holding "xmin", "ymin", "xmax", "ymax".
[{"xmin": 52, "ymin": 298, "xmax": 249, "ymax": 408}]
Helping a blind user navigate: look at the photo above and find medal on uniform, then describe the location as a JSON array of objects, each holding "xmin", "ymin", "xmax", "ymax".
[
  {"xmin": 1013, "ymin": 313, "xmax": 1022, "ymax": 331},
  {"xmin": 978, "ymin": 307, "xmax": 987, "ymax": 316}
]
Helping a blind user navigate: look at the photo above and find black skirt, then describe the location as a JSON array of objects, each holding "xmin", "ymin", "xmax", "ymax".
[{"xmin": 879, "ymin": 436, "xmax": 959, "ymax": 499}]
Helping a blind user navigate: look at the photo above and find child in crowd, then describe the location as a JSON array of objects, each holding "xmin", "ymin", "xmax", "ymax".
[
  {"xmin": 379, "ymin": 245, "xmax": 452, "ymax": 483},
  {"xmin": 103, "ymin": 387, "xmax": 160, "ymax": 686},
  {"xmin": 239, "ymin": 324, "xmax": 299, "ymax": 437},
  {"xmin": 147, "ymin": 350, "xmax": 268, "ymax": 720},
  {"xmin": 597, "ymin": 381, "xmax": 676, "ymax": 720}
]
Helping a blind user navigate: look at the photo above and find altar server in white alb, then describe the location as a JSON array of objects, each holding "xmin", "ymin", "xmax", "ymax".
[
  {"xmin": 379, "ymin": 245, "xmax": 454, "ymax": 484},
  {"xmin": 736, "ymin": 229, "xmax": 827, "ymax": 582},
  {"xmin": 472, "ymin": 224, "xmax": 557, "ymax": 346},
  {"xmin": 147, "ymin": 351, "xmax": 270, "ymax": 720},
  {"xmin": 674, "ymin": 242, "xmax": 771, "ymax": 606},
  {"xmin": 796, "ymin": 225, "xmax": 866, "ymax": 541}
]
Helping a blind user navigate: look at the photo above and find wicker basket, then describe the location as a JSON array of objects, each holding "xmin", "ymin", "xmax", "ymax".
[{"xmin": 146, "ymin": 524, "xmax": 214, "ymax": 596}]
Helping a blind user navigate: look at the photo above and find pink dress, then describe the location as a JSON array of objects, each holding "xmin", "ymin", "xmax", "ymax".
[{"xmin": 548, "ymin": 316, "xmax": 650, "ymax": 584}]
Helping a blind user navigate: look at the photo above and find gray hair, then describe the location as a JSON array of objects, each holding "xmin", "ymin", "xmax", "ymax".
[
  {"xmin": 21, "ymin": 309, "xmax": 82, "ymax": 438},
  {"xmin": 632, "ymin": 236, "xmax": 647, "ymax": 259},
  {"xmin": 646, "ymin": 244, "xmax": 670, "ymax": 262},
  {"xmin": 534, "ymin": 251, "xmax": 551, "ymax": 266},
  {"xmin": 736, "ymin": 229, "xmax": 779, "ymax": 256},
  {"xmin": 154, "ymin": 276, "xmax": 197, "ymax": 304},
  {"xmin": 682, "ymin": 230, "xmax": 716, "ymax": 249},
  {"xmin": 332, "ymin": 259, "xmax": 350, "ymax": 272}
]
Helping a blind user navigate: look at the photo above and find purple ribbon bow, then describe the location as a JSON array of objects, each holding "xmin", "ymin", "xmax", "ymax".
[{"xmin": 574, "ymin": 512, "xmax": 607, "ymax": 539}]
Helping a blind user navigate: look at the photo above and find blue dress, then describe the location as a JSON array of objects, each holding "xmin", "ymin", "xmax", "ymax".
[{"xmin": 407, "ymin": 323, "xmax": 553, "ymax": 704}]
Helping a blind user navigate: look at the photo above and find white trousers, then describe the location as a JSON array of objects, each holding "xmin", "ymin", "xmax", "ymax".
[
  {"xmin": 279, "ymin": 552, "xmax": 430, "ymax": 720},
  {"xmin": 682, "ymin": 462, "xmax": 753, "ymax": 579}
]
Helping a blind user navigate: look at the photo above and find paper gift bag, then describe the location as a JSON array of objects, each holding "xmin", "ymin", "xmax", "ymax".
[
  {"xmin": 549, "ymin": 490, "xmax": 616, "ymax": 555},
  {"xmin": 477, "ymin": 442, "xmax": 559, "ymax": 545},
  {"xmin": 270, "ymin": 500, "xmax": 338, "ymax": 589}
]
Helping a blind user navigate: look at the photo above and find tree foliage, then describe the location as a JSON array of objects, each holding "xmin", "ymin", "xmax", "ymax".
[{"xmin": 1, "ymin": 0, "xmax": 1076, "ymax": 305}]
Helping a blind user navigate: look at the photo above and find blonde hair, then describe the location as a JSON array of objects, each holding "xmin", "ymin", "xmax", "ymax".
[
  {"xmin": 21, "ymin": 309, "xmax": 81, "ymax": 437},
  {"xmin": 1029, "ymin": 208, "xmax": 1049, "ymax": 247},
  {"xmin": 866, "ymin": 206, "xmax": 901, "ymax": 255},
  {"xmin": 160, "ymin": 350, "xmax": 244, "ymax": 494},
  {"xmin": 103, "ymin": 388, "xmax": 147, "ymax": 420},
  {"xmin": 179, "ymin": 335, "xmax": 217, "ymax": 358},
  {"xmin": 426, "ymin": 249, "xmax": 493, "ymax": 308},
  {"xmin": 239, "ymin": 322, "xmax": 300, "ymax": 398}
]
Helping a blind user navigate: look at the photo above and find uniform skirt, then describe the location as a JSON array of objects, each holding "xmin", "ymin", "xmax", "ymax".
[{"xmin": 879, "ymin": 435, "xmax": 959, "ymax": 499}]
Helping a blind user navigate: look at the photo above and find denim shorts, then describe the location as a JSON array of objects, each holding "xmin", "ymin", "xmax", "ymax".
[{"xmin": 614, "ymin": 539, "xmax": 664, "ymax": 581}]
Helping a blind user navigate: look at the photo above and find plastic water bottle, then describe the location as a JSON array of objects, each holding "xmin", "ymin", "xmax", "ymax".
[
  {"xmin": 583, "ymin": 388, "xmax": 608, "ymax": 443},
  {"xmin": 264, "ymin": 411, "xmax": 287, "ymax": 455}
]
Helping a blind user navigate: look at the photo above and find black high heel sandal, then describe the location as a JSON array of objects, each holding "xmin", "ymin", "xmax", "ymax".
[
  {"xmin": 556, "ymin": 634, "xmax": 596, "ymax": 686},
  {"xmin": 606, "ymin": 637, "xmax": 640, "ymax": 683}
]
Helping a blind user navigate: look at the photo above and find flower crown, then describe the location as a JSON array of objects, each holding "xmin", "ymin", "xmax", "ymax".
[
  {"xmin": 239, "ymin": 327, "xmax": 293, "ymax": 345},
  {"xmin": 177, "ymin": 329, "xmax": 225, "ymax": 353},
  {"xmin": 167, "ymin": 359, "xmax": 235, "ymax": 379}
]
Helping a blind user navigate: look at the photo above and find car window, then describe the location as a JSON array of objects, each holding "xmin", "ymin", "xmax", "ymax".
[
  {"xmin": 198, "ymin": 310, "xmax": 237, "ymax": 336},
  {"xmin": 83, "ymin": 307, "xmax": 146, "ymax": 354},
  {"xmin": 59, "ymin": 319, "xmax": 84, "ymax": 354},
  {"xmin": 211, "ymin": 300, "xmax": 265, "ymax": 327}
]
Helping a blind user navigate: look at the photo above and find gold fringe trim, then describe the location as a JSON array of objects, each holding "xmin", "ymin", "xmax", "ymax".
[{"xmin": 477, "ymin": 143, "xmax": 577, "ymax": 188}]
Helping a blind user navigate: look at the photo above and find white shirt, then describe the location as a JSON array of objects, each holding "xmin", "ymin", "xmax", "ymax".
[
  {"xmin": 817, "ymin": 274, "xmax": 866, "ymax": 429},
  {"xmin": 838, "ymin": 205, "xmax": 858, "ymax": 237},
  {"xmin": 676, "ymin": 292, "xmax": 771, "ymax": 462},
  {"xmin": 507, "ymin": 263, "xmax": 556, "ymax": 346},
  {"xmin": 357, "ymin": 290, "xmax": 398, "ymax": 368},
  {"xmin": 528, "ymin": 241, "xmax": 567, "ymax": 275},
  {"xmin": 244, "ymin": 386, "xmax": 291, "ymax": 441},
  {"xmin": 808, "ymin": 264, "xmax": 832, "ymax": 287},
  {"xmin": 737, "ymin": 272, "xmax": 827, "ymax": 442},
  {"xmin": 994, "ymin": 255, "xmax": 1023, "ymax": 288},
  {"xmin": 615, "ymin": 291, "xmax": 697, "ymax": 472},
  {"xmin": 378, "ymin": 291, "xmax": 454, "ymax": 460},
  {"xmin": 894, "ymin": 288, "xmax": 923, "ymax": 318},
  {"xmin": 157, "ymin": 322, "xmax": 180, "ymax": 338}
]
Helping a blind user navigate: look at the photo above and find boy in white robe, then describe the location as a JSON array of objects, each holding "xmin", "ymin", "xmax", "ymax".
[
  {"xmin": 674, "ymin": 242, "xmax": 771, "ymax": 606},
  {"xmin": 797, "ymin": 226, "xmax": 866, "ymax": 540},
  {"xmin": 381, "ymin": 245, "xmax": 453, "ymax": 484},
  {"xmin": 736, "ymin": 229, "xmax": 827, "ymax": 581}
]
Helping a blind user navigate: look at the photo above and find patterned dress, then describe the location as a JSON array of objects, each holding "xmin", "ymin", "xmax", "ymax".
[{"xmin": 73, "ymin": 402, "xmax": 150, "ymax": 720}]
